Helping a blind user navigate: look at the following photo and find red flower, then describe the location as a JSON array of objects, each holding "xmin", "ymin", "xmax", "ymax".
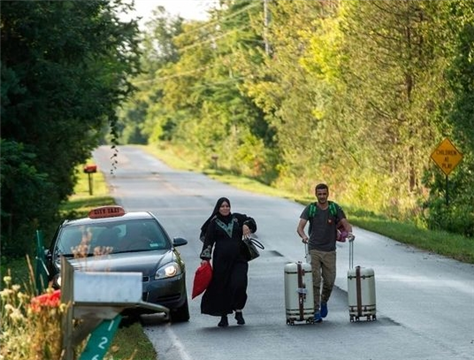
[{"xmin": 30, "ymin": 289, "xmax": 61, "ymax": 312}]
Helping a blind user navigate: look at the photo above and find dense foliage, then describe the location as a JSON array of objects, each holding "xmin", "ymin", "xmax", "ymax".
[
  {"xmin": 2, "ymin": 0, "xmax": 473, "ymax": 259},
  {"xmin": 120, "ymin": 0, "xmax": 473, "ymax": 236},
  {"xmin": 1, "ymin": 0, "xmax": 141, "ymax": 256}
]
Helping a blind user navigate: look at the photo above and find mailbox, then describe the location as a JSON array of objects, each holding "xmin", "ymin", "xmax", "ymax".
[
  {"xmin": 83, "ymin": 164, "xmax": 97, "ymax": 195},
  {"xmin": 83, "ymin": 164, "xmax": 97, "ymax": 174},
  {"xmin": 60, "ymin": 257, "xmax": 169, "ymax": 320},
  {"xmin": 60, "ymin": 257, "xmax": 169, "ymax": 360}
]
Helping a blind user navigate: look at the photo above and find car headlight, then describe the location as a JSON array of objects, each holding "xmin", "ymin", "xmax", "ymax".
[
  {"xmin": 155, "ymin": 262, "xmax": 182, "ymax": 280},
  {"xmin": 53, "ymin": 274, "xmax": 62, "ymax": 288}
]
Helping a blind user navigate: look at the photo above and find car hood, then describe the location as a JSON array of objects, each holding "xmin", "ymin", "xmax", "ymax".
[{"xmin": 64, "ymin": 250, "xmax": 174, "ymax": 276}]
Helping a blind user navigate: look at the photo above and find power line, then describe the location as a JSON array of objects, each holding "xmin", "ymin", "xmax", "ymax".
[
  {"xmin": 179, "ymin": 2, "xmax": 261, "ymax": 37},
  {"xmin": 133, "ymin": 64, "xmax": 217, "ymax": 84},
  {"xmin": 133, "ymin": 2, "xmax": 263, "ymax": 84},
  {"xmin": 178, "ymin": 25, "xmax": 252, "ymax": 53},
  {"xmin": 132, "ymin": 64, "xmax": 248, "ymax": 87},
  {"xmin": 263, "ymin": 0, "xmax": 271, "ymax": 54}
]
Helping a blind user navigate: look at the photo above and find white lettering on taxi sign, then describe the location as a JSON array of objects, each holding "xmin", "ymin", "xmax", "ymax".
[
  {"xmin": 89, "ymin": 206, "xmax": 126, "ymax": 219},
  {"xmin": 430, "ymin": 138, "xmax": 463, "ymax": 176}
]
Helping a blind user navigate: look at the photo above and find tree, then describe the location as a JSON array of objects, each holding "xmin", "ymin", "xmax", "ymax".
[
  {"xmin": 422, "ymin": 0, "xmax": 474, "ymax": 236},
  {"xmin": 241, "ymin": 0, "xmax": 339, "ymax": 189},
  {"xmin": 304, "ymin": 0, "xmax": 452, "ymax": 215},
  {"xmin": 1, "ymin": 0, "xmax": 141, "ymax": 255}
]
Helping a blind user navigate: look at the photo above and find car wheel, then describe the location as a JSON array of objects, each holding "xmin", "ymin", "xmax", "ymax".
[{"xmin": 170, "ymin": 298, "xmax": 190, "ymax": 323}]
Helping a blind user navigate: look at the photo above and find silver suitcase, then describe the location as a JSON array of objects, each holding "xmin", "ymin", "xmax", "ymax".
[
  {"xmin": 347, "ymin": 240, "xmax": 377, "ymax": 322},
  {"xmin": 284, "ymin": 244, "xmax": 315, "ymax": 325}
]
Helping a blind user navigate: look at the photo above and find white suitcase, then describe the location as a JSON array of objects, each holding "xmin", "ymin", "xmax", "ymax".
[
  {"xmin": 284, "ymin": 245, "xmax": 315, "ymax": 325},
  {"xmin": 347, "ymin": 240, "xmax": 377, "ymax": 322}
]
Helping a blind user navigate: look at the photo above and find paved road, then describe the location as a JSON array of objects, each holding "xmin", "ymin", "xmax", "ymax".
[{"xmin": 93, "ymin": 145, "xmax": 474, "ymax": 360}]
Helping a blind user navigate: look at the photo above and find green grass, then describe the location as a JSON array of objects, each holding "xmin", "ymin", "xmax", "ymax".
[
  {"xmin": 110, "ymin": 321, "xmax": 157, "ymax": 360},
  {"xmin": 348, "ymin": 213, "xmax": 474, "ymax": 263},
  {"xmin": 60, "ymin": 170, "xmax": 115, "ymax": 218},
  {"xmin": 143, "ymin": 144, "xmax": 474, "ymax": 265}
]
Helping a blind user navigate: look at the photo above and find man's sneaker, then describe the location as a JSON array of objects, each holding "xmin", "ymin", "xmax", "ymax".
[
  {"xmin": 314, "ymin": 311, "xmax": 322, "ymax": 323},
  {"xmin": 320, "ymin": 302, "xmax": 328, "ymax": 318}
]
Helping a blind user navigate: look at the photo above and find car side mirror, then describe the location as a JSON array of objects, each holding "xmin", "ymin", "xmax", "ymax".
[{"xmin": 173, "ymin": 237, "xmax": 188, "ymax": 247}]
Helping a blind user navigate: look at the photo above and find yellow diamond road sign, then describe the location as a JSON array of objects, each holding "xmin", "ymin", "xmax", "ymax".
[{"xmin": 431, "ymin": 138, "xmax": 463, "ymax": 176}]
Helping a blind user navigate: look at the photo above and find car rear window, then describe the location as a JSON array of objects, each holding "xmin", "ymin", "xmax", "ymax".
[{"xmin": 56, "ymin": 219, "xmax": 171, "ymax": 256}]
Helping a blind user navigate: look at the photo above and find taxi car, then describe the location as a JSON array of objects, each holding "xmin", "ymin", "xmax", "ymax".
[{"xmin": 45, "ymin": 205, "xmax": 190, "ymax": 322}]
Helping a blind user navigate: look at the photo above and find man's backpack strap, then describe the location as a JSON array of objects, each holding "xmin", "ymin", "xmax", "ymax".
[
  {"xmin": 308, "ymin": 202, "xmax": 317, "ymax": 218},
  {"xmin": 328, "ymin": 201, "xmax": 338, "ymax": 217},
  {"xmin": 309, "ymin": 201, "xmax": 337, "ymax": 219}
]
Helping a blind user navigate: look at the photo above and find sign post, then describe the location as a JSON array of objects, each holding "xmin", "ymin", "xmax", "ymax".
[
  {"xmin": 83, "ymin": 164, "xmax": 98, "ymax": 195},
  {"xmin": 35, "ymin": 230, "xmax": 49, "ymax": 294},
  {"xmin": 430, "ymin": 138, "xmax": 463, "ymax": 205},
  {"xmin": 78, "ymin": 315, "xmax": 122, "ymax": 360}
]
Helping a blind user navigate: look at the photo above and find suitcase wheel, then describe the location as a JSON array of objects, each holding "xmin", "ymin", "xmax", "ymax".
[
  {"xmin": 350, "ymin": 314, "xmax": 377, "ymax": 322},
  {"xmin": 286, "ymin": 319, "xmax": 295, "ymax": 326},
  {"xmin": 350, "ymin": 315, "xmax": 359, "ymax": 322}
]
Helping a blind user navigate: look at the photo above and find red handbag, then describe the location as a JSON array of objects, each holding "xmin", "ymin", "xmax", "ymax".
[{"xmin": 192, "ymin": 261, "xmax": 213, "ymax": 299}]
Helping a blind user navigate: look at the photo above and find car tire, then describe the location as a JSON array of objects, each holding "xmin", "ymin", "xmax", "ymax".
[{"xmin": 170, "ymin": 298, "xmax": 190, "ymax": 323}]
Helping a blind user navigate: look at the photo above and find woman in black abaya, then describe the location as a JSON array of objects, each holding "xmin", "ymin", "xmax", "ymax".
[{"xmin": 199, "ymin": 197, "xmax": 257, "ymax": 327}]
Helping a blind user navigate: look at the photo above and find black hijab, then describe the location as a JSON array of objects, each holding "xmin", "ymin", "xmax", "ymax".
[{"xmin": 200, "ymin": 197, "xmax": 232, "ymax": 233}]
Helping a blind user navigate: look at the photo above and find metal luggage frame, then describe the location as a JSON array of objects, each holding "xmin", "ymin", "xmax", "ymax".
[
  {"xmin": 285, "ymin": 243, "xmax": 315, "ymax": 325},
  {"xmin": 348, "ymin": 239, "xmax": 377, "ymax": 322}
]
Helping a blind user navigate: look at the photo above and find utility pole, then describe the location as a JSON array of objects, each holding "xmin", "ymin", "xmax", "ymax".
[{"xmin": 263, "ymin": 0, "xmax": 270, "ymax": 55}]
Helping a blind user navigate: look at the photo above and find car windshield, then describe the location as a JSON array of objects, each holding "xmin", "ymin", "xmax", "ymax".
[{"xmin": 55, "ymin": 219, "xmax": 171, "ymax": 256}]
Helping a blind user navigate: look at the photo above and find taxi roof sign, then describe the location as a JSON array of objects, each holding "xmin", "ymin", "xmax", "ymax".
[
  {"xmin": 89, "ymin": 206, "xmax": 126, "ymax": 219},
  {"xmin": 430, "ymin": 138, "xmax": 463, "ymax": 176}
]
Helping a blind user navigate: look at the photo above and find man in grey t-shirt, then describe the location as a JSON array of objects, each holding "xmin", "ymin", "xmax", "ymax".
[{"xmin": 296, "ymin": 183, "xmax": 354, "ymax": 322}]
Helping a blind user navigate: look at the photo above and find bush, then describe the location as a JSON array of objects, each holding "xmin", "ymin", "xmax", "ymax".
[
  {"xmin": 425, "ymin": 198, "xmax": 474, "ymax": 237},
  {"xmin": 1, "ymin": 265, "xmax": 66, "ymax": 360}
]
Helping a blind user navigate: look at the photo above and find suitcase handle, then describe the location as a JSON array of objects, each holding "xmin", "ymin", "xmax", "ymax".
[
  {"xmin": 349, "ymin": 239, "xmax": 354, "ymax": 269},
  {"xmin": 304, "ymin": 242, "xmax": 311, "ymax": 264}
]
